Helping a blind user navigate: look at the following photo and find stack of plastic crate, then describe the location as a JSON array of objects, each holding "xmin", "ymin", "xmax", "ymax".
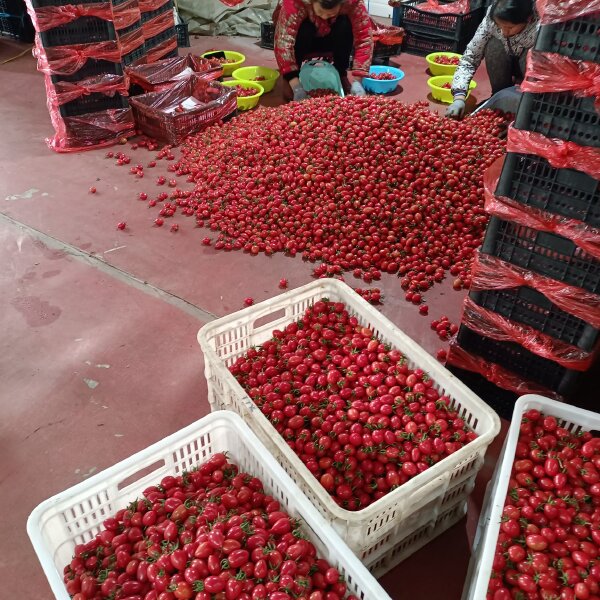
[
  {"xmin": 447, "ymin": 0, "xmax": 600, "ymax": 418},
  {"xmin": 140, "ymin": 0, "xmax": 176, "ymax": 64},
  {"xmin": 391, "ymin": 0, "xmax": 485, "ymax": 56},
  {"xmin": 114, "ymin": 0, "xmax": 146, "ymax": 68},
  {"xmin": 25, "ymin": 0, "xmax": 143, "ymax": 151},
  {"xmin": 1, "ymin": 0, "xmax": 35, "ymax": 41}
]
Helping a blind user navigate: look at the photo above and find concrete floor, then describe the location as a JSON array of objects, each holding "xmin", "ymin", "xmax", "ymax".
[{"xmin": 0, "ymin": 32, "xmax": 499, "ymax": 599}]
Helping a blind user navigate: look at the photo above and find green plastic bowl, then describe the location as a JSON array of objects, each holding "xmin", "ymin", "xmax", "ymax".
[
  {"xmin": 428, "ymin": 75, "xmax": 477, "ymax": 104},
  {"xmin": 220, "ymin": 80, "xmax": 264, "ymax": 110},
  {"xmin": 232, "ymin": 66, "xmax": 279, "ymax": 93},
  {"xmin": 200, "ymin": 50, "xmax": 245, "ymax": 76},
  {"xmin": 425, "ymin": 52, "xmax": 462, "ymax": 76}
]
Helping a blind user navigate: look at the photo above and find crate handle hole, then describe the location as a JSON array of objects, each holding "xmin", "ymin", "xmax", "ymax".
[
  {"xmin": 118, "ymin": 459, "xmax": 166, "ymax": 491},
  {"xmin": 253, "ymin": 308, "xmax": 286, "ymax": 330}
]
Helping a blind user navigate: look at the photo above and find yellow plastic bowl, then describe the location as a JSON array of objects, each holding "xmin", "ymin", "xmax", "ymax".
[
  {"xmin": 220, "ymin": 80, "xmax": 264, "ymax": 111},
  {"xmin": 426, "ymin": 52, "xmax": 462, "ymax": 76},
  {"xmin": 232, "ymin": 66, "xmax": 280, "ymax": 93},
  {"xmin": 428, "ymin": 75, "xmax": 477, "ymax": 104},
  {"xmin": 200, "ymin": 50, "xmax": 246, "ymax": 76}
]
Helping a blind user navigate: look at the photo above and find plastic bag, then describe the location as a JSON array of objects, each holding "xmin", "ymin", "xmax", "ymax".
[
  {"xmin": 536, "ymin": 0, "xmax": 600, "ymax": 24},
  {"xmin": 370, "ymin": 18, "xmax": 404, "ymax": 45},
  {"xmin": 219, "ymin": 0, "xmax": 246, "ymax": 5},
  {"xmin": 26, "ymin": 2, "xmax": 113, "ymax": 32},
  {"xmin": 145, "ymin": 35, "xmax": 178, "ymax": 64},
  {"xmin": 446, "ymin": 342, "xmax": 564, "ymax": 399},
  {"xmin": 139, "ymin": 0, "xmax": 171, "ymax": 14},
  {"xmin": 523, "ymin": 52, "xmax": 600, "ymax": 112},
  {"xmin": 49, "ymin": 74, "xmax": 128, "ymax": 106},
  {"xmin": 112, "ymin": 0, "xmax": 142, "ymax": 31},
  {"xmin": 461, "ymin": 297, "xmax": 595, "ymax": 370},
  {"xmin": 507, "ymin": 127, "xmax": 600, "ymax": 180},
  {"xmin": 415, "ymin": 0, "xmax": 470, "ymax": 14},
  {"xmin": 129, "ymin": 74, "xmax": 237, "ymax": 145},
  {"xmin": 471, "ymin": 253, "xmax": 600, "ymax": 329},
  {"xmin": 34, "ymin": 34, "xmax": 121, "ymax": 75},
  {"xmin": 484, "ymin": 158, "xmax": 600, "ymax": 259},
  {"xmin": 117, "ymin": 26, "xmax": 145, "ymax": 56},
  {"xmin": 142, "ymin": 10, "xmax": 174, "ymax": 39},
  {"xmin": 127, "ymin": 54, "xmax": 223, "ymax": 92}
]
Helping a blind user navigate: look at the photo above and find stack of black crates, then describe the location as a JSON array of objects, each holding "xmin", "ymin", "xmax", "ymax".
[
  {"xmin": 449, "ymin": 8, "xmax": 600, "ymax": 418},
  {"xmin": 1, "ymin": 0, "xmax": 35, "ymax": 41},
  {"xmin": 392, "ymin": 0, "xmax": 485, "ymax": 56}
]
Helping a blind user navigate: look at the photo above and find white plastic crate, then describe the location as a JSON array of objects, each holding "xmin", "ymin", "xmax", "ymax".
[
  {"xmin": 462, "ymin": 395, "xmax": 600, "ymax": 600},
  {"xmin": 197, "ymin": 279, "xmax": 501, "ymax": 573},
  {"xmin": 27, "ymin": 411, "xmax": 391, "ymax": 600}
]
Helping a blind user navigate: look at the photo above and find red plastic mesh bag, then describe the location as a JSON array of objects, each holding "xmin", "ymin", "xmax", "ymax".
[
  {"xmin": 49, "ymin": 74, "xmax": 129, "ymax": 106},
  {"xmin": 142, "ymin": 10, "xmax": 174, "ymax": 39},
  {"xmin": 470, "ymin": 253, "xmax": 600, "ymax": 329},
  {"xmin": 112, "ymin": 0, "xmax": 141, "ymax": 31},
  {"xmin": 126, "ymin": 54, "xmax": 223, "ymax": 92},
  {"xmin": 536, "ymin": 0, "xmax": 600, "ymax": 24},
  {"xmin": 145, "ymin": 35, "xmax": 177, "ymax": 64},
  {"xmin": 414, "ymin": 0, "xmax": 470, "ymax": 14},
  {"xmin": 523, "ymin": 51, "xmax": 600, "ymax": 112},
  {"xmin": 34, "ymin": 34, "xmax": 121, "ymax": 75},
  {"xmin": 25, "ymin": 2, "xmax": 113, "ymax": 32},
  {"xmin": 507, "ymin": 127, "xmax": 600, "ymax": 180},
  {"xmin": 484, "ymin": 158, "xmax": 600, "ymax": 259},
  {"xmin": 461, "ymin": 297, "xmax": 596, "ymax": 370},
  {"xmin": 446, "ymin": 342, "xmax": 564, "ymax": 399},
  {"xmin": 129, "ymin": 75, "xmax": 237, "ymax": 145}
]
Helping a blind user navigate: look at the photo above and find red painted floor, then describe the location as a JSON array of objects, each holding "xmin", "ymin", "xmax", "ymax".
[{"xmin": 1, "ymin": 33, "xmax": 498, "ymax": 599}]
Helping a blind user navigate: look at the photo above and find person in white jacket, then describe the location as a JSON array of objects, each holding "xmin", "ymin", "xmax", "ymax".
[{"xmin": 447, "ymin": 0, "xmax": 538, "ymax": 119}]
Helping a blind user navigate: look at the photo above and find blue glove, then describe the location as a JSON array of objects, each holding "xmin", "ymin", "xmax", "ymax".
[
  {"xmin": 292, "ymin": 84, "xmax": 308, "ymax": 102},
  {"xmin": 446, "ymin": 98, "xmax": 466, "ymax": 119}
]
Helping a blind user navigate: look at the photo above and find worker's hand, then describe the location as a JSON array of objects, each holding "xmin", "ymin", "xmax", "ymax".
[
  {"xmin": 292, "ymin": 83, "xmax": 308, "ymax": 102},
  {"xmin": 446, "ymin": 98, "xmax": 466, "ymax": 119},
  {"xmin": 350, "ymin": 80, "xmax": 366, "ymax": 97}
]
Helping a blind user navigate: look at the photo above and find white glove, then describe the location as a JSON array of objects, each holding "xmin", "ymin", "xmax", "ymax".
[
  {"xmin": 350, "ymin": 80, "xmax": 366, "ymax": 97},
  {"xmin": 446, "ymin": 98, "xmax": 466, "ymax": 119},
  {"xmin": 292, "ymin": 84, "xmax": 308, "ymax": 102}
]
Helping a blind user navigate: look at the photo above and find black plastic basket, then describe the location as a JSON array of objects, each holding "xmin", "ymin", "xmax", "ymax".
[
  {"xmin": 469, "ymin": 286, "xmax": 600, "ymax": 351},
  {"xmin": 535, "ymin": 14, "xmax": 600, "ymax": 64},
  {"xmin": 402, "ymin": 30, "xmax": 464, "ymax": 56},
  {"xmin": 481, "ymin": 217, "xmax": 600, "ymax": 294},
  {"xmin": 392, "ymin": 0, "xmax": 484, "ymax": 41},
  {"xmin": 447, "ymin": 365, "xmax": 519, "ymax": 420},
  {"xmin": 50, "ymin": 58, "xmax": 123, "ymax": 84},
  {"xmin": 260, "ymin": 21, "xmax": 274, "ymax": 50},
  {"xmin": 496, "ymin": 152, "xmax": 600, "ymax": 229},
  {"xmin": 144, "ymin": 25, "xmax": 175, "ymax": 51},
  {"xmin": 58, "ymin": 90, "xmax": 128, "ymax": 118},
  {"xmin": 0, "ymin": 11, "xmax": 35, "ymax": 42},
  {"xmin": 39, "ymin": 15, "xmax": 116, "ymax": 47},
  {"xmin": 28, "ymin": 0, "xmax": 104, "ymax": 7},
  {"xmin": 121, "ymin": 43, "xmax": 146, "ymax": 66},
  {"xmin": 176, "ymin": 21, "xmax": 189, "ymax": 47},
  {"xmin": 373, "ymin": 40, "xmax": 402, "ymax": 63},
  {"xmin": 157, "ymin": 47, "xmax": 178, "ymax": 60},
  {"xmin": 515, "ymin": 91, "xmax": 600, "ymax": 148},
  {"xmin": 141, "ymin": 0, "xmax": 173, "ymax": 24},
  {"xmin": 456, "ymin": 325, "xmax": 581, "ymax": 395}
]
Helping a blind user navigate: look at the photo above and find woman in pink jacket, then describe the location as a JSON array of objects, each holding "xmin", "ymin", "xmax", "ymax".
[{"xmin": 274, "ymin": 0, "xmax": 373, "ymax": 102}]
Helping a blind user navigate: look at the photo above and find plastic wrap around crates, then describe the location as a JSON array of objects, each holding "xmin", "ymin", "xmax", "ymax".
[
  {"xmin": 129, "ymin": 75, "xmax": 237, "ymax": 145},
  {"xmin": 481, "ymin": 216, "xmax": 600, "ymax": 295},
  {"xmin": 38, "ymin": 15, "xmax": 116, "ymax": 47},
  {"xmin": 27, "ymin": 411, "xmax": 392, "ymax": 600},
  {"xmin": 402, "ymin": 29, "xmax": 463, "ymax": 55},
  {"xmin": 49, "ymin": 57, "xmax": 122, "ymax": 84},
  {"xmin": 140, "ymin": 0, "xmax": 171, "ymax": 23},
  {"xmin": 463, "ymin": 395, "xmax": 600, "ymax": 600},
  {"xmin": 514, "ymin": 91, "xmax": 600, "ymax": 149},
  {"xmin": 121, "ymin": 41, "xmax": 145, "ymax": 65},
  {"xmin": 469, "ymin": 285, "xmax": 600, "ymax": 352},
  {"xmin": 260, "ymin": 20, "xmax": 274, "ymax": 49},
  {"xmin": 197, "ymin": 279, "xmax": 500, "ymax": 571},
  {"xmin": 456, "ymin": 325, "xmax": 582, "ymax": 395},
  {"xmin": 535, "ymin": 13, "xmax": 600, "ymax": 64},
  {"xmin": 145, "ymin": 33, "xmax": 176, "ymax": 63},
  {"xmin": 496, "ymin": 152, "xmax": 600, "ymax": 229},
  {"xmin": 57, "ymin": 89, "xmax": 128, "ymax": 117},
  {"xmin": 392, "ymin": 0, "xmax": 484, "ymax": 41},
  {"xmin": 448, "ymin": 365, "xmax": 520, "ymax": 420},
  {"xmin": 144, "ymin": 23, "xmax": 174, "ymax": 50}
]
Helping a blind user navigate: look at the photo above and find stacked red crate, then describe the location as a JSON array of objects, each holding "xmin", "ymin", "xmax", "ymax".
[{"xmin": 139, "ymin": 0, "xmax": 176, "ymax": 64}]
